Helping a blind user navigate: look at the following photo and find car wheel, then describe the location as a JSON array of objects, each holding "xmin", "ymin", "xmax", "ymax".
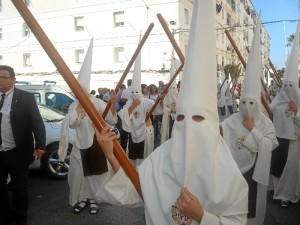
[{"xmin": 42, "ymin": 143, "xmax": 72, "ymax": 179}]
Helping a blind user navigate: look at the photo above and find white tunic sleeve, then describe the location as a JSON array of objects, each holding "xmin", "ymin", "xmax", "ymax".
[
  {"xmin": 120, "ymin": 107, "xmax": 133, "ymax": 133},
  {"xmin": 68, "ymin": 103, "xmax": 81, "ymax": 129},
  {"xmin": 294, "ymin": 110, "xmax": 300, "ymax": 126},
  {"xmin": 243, "ymin": 120, "xmax": 279, "ymax": 185}
]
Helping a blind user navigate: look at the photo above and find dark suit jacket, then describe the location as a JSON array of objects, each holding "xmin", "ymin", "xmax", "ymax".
[{"xmin": 10, "ymin": 88, "xmax": 46, "ymax": 168}]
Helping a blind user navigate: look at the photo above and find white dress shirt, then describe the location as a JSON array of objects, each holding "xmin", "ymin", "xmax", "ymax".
[{"xmin": 0, "ymin": 87, "xmax": 16, "ymax": 151}]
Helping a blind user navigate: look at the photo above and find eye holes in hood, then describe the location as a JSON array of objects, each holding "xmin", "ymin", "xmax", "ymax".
[
  {"xmin": 242, "ymin": 101, "xmax": 254, "ymax": 105},
  {"xmin": 284, "ymin": 84, "xmax": 293, "ymax": 87},
  {"xmin": 176, "ymin": 114, "xmax": 205, "ymax": 122}
]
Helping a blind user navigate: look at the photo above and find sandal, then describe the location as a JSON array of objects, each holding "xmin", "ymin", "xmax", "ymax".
[
  {"xmin": 73, "ymin": 199, "xmax": 88, "ymax": 214},
  {"xmin": 88, "ymin": 199, "xmax": 99, "ymax": 215},
  {"xmin": 280, "ymin": 200, "xmax": 289, "ymax": 208}
]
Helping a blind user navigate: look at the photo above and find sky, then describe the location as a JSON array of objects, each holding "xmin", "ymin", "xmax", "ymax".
[{"xmin": 251, "ymin": 0, "xmax": 299, "ymax": 69}]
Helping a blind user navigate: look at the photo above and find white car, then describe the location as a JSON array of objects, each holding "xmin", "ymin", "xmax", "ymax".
[
  {"xmin": 29, "ymin": 103, "xmax": 76, "ymax": 179},
  {"xmin": 16, "ymin": 81, "xmax": 75, "ymax": 115}
]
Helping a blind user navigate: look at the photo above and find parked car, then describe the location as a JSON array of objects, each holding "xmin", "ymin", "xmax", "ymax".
[
  {"xmin": 29, "ymin": 103, "xmax": 76, "ymax": 179},
  {"xmin": 16, "ymin": 80, "xmax": 75, "ymax": 114}
]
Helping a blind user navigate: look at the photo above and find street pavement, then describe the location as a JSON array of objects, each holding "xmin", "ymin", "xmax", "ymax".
[{"xmin": 27, "ymin": 170, "xmax": 300, "ymax": 225}]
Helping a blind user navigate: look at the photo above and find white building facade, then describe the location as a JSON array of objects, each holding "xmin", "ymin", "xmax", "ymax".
[{"xmin": 0, "ymin": 0, "xmax": 270, "ymax": 86}]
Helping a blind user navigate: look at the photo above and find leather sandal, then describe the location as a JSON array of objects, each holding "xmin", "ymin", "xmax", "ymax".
[
  {"xmin": 88, "ymin": 199, "xmax": 99, "ymax": 215},
  {"xmin": 280, "ymin": 200, "xmax": 289, "ymax": 208},
  {"xmin": 73, "ymin": 199, "xmax": 88, "ymax": 214}
]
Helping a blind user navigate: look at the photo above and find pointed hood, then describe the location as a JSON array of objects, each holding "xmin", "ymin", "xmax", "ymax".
[
  {"xmin": 169, "ymin": 49, "xmax": 179, "ymax": 89},
  {"xmin": 77, "ymin": 38, "xmax": 93, "ymax": 94},
  {"xmin": 241, "ymin": 19, "xmax": 262, "ymax": 100},
  {"xmin": 273, "ymin": 21, "xmax": 300, "ymax": 106},
  {"xmin": 165, "ymin": 49, "xmax": 179, "ymax": 104},
  {"xmin": 217, "ymin": 70, "xmax": 222, "ymax": 87},
  {"xmin": 168, "ymin": 0, "xmax": 248, "ymax": 216},
  {"xmin": 131, "ymin": 33, "xmax": 142, "ymax": 100},
  {"xmin": 239, "ymin": 17, "xmax": 262, "ymax": 121},
  {"xmin": 226, "ymin": 73, "xmax": 232, "ymax": 90},
  {"xmin": 284, "ymin": 23, "xmax": 299, "ymax": 85},
  {"xmin": 270, "ymin": 21, "xmax": 300, "ymax": 140},
  {"xmin": 267, "ymin": 70, "xmax": 271, "ymax": 87},
  {"xmin": 219, "ymin": 69, "xmax": 227, "ymax": 92},
  {"xmin": 217, "ymin": 69, "xmax": 227, "ymax": 108},
  {"xmin": 176, "ymin": 2, "xmax": 218, "ymax": 125}
]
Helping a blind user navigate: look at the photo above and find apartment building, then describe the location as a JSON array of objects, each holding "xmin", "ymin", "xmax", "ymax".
[{"xmin": 0, "ymin": 0, "xmax": 270, "ymax": 77}]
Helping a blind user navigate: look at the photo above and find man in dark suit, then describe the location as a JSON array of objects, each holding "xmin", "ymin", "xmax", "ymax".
[{"xmin": 0, "ymin": 65, "xmax": 46, "ymax": 225}]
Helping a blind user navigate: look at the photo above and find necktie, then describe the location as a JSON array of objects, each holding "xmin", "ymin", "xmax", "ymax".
[{"xmin": 0, "ymin": 93, "xmax": 6, "ymax": 145}]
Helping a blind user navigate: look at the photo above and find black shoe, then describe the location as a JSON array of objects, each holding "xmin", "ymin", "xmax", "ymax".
[
  {"xmin": 280, "ymin": 200, "xmax": 289, "ymax": 208},
  {"xmin": 16, "ymin": 216, "xmax": 27, "ymax": 225}
]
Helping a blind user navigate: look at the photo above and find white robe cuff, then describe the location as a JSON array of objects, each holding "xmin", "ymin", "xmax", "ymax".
[
  {"xmin": 200, "ymin": 211, "xmax": 246, "ymax": 225},
  {"xmin": 294, "ymin": 110, "xmax": 300, "ymax": 125},
  {"xmin": 200, "ymin": 211, "xmax": 219, "ymax": 224}
]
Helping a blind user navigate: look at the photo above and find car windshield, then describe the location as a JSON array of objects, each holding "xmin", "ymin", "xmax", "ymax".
[{"xmin": 38, "ymin": 104, "xmax": 65, "ymax": 122}]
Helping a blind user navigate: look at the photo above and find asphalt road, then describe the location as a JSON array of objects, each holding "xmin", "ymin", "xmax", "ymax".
[{"xmin": 27, "ymin": 170, "xmax": 300, "ymax": 225}]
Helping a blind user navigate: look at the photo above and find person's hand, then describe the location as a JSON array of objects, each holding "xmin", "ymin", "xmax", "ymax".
[
  {"xmin": 289, "ymin": 100, "xmax": 298, "ymax": 115},
  {"xmin": 95, "ymin": 126, "xmax": 117, "ymax": 159},
  {"xmin": 242, "ymin": 116, "xmax": 254, "ymax": 131},
  {"xmin": 159, "ymin": 94, "xmax": 166, "ymax": 100},
  {"xmin": 33, "ymin": 149, "xmax": 45, "ymax": 159},
  {"xmin": 175, "ymin": 187, "xmax": 204, "ymax": 223},
  {"xmin": 110, "ymin": 91, "xmax": 117, "ymax": 104},
  {"xmin": 132, "ymin": 99, "xmax": 141, "ymax": 107},
  {"xmin": 76, "ymin": 104, "xmax": 84, "ymax": 114}
]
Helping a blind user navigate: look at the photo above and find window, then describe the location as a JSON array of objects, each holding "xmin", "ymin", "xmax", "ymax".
[
  {"xmin": 45, "ymin": 92, "xmax": 74, "ymax": 113},
  {"xmin": 113, "ymin": 11, "xmax": 124, "ymax": 27},
  {"xmin": 74, "ymin": 16, "xmax": 84, "ymax": 31},
  {"xmin": 75, "ymin": 49, "xmax": 84, "ymax": 64},
  {"xmin": 32, "ymin": 93, "xmax": 41, "ymax": 103},
  {"xmin": 226, "ymin": 13, "xmax": 231, "ymax": 26},
  {"xmin": 231, "ymin": 0, "xmax": 236, "ymax": 11},
  {"xmin": 23, "ymin": 23, "xmax": 31, "ymax": 37},
  {"xmin": 0, "ymin": 27, "xmax": 2, "ymax": 40},
  {"xmin": 114, "ymin": 47, "xmax": 125, "ymax": 63},
  {"xmin": 243, "ymin": 31, "xmax": 248, "ymax": 42},
  {"xmin": 23, "ymin": 53, "xmax": 31, "ymax": 67},
  {"xmin": 184, "ymin": 8, "xmax": 189, "ymax": 25}
]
